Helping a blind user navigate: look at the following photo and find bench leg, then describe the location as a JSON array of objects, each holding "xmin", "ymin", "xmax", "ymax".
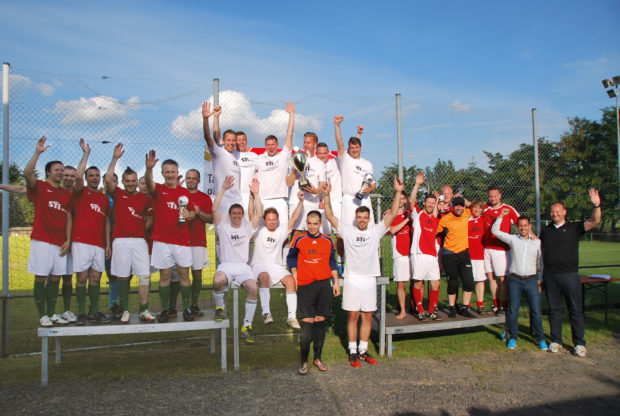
[
  {"xmin": 380, "ymin": 283, "xmax": 386, "ymax": 356},
  {"xmin": 233, "ymin": 287, "xmax": 239, "ymax": 371},
  {"xmin": 387, "ymin": 334, "xmax": 393, "ymax": 357},
  {"xmin": 210, "ymin": 330, "xmax": 215, "ymax": 354},
  {"xmin": 221, "ymin": 327, "xmax": 227, "ymax": 372},
  {"xmin": 55, "ymin": 338, "xmax": 62, "ymax": 365},
  {"xmin": 41, "ymin": 336, "xmax": 48, "ymax": 386}
]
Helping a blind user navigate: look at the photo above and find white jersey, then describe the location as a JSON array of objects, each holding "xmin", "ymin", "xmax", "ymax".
[
  {"xmin": 300, "ymin": 155, "xmax": 325, "ymax": 207},
  {"xmin": 238, "ymin": 151, "xmax": 258, "ymax": 197},
  {"xmin": 323, "ymin": 157, "xmax": 342, "ymax": 203},
  {"xmin": 337, "ymin": 222, "xmax": 387, "ymax": 278},
  {"xmin": 251, "ymin": 225, "xmax": 289, "ymax": 266},
  {"xmin": 257, "ymin": 145, "xmax": 291, "ymax": 200},
  {"xmin": 215, "ymin": 218, "xmax": 257, "ymax": 264},
  {"xmin": 340, "ymin": 152, "xmax": 374, "ymax": 197},
  {"xmin": 211, "ymin": 142, "xmax": 241, "ymax": 202}
]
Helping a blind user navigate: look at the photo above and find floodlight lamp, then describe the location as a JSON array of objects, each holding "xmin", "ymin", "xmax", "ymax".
[
  {"xmin": 602, "ymin": 79, "xmax": 612, "ymax": 88},
  {"xmin": 613, "ymin": 75, "xmax": 620, "ymax": 85},
  {"xmin": 607, "ymin": 89, "xmax": 617, "ymax": 99}
]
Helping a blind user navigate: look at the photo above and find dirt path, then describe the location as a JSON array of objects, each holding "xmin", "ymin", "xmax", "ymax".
[{"xmin": 1, "ymin": 343, "xmax": 619, "ymax": 415}]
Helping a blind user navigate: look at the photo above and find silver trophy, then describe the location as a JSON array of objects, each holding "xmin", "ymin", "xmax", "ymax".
[
  {"xmin": 177, "ymin": 195, "xmax": 189, "ymax": 224},
  {"xmin": 355, "ymin": 173, "xmax": 374, "ymax": 200},
  {"xmin": 292, "ymin": 150, "xmax": 310, "ymax": 189}
]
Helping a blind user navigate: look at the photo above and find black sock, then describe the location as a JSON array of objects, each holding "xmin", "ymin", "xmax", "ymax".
[
  {"xmin": 300, "ymin": 321, "xmax": 312, "ymax": 364},
  {"xmin": 312, "ymin": 320, "xmax": 327, "ymax": 360}
]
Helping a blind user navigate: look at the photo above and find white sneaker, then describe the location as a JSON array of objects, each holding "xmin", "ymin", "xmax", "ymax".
[
  {"xmin": 140, "ymin": 310, "xmax": 156, "ymax": 322},
  {"xmin": 263, "ymin": 312, "xmax": 274, "ymax": 325},
  {"xmin": 573, "ymin": 345, "xmax": 587, "ymax": 357},
  {"xmin": 61, "ymin": 310, "xmax": 77, "ymax": 323},
  {"xmin": 50, "ymin": 314, "xmax": 69, "ymax": 325},
  {"xmin": 287, "ymin": 317, "xmax": 301, "ymax": 330},
  {"xmin": 121, "ymin": 310, "xmax": 131, "ymax": 324},
  {"xmin": 549, "ymin": 342, "xmax": 562, "ymax": 353},
  {"xmin": 39, "ymin": 315, "xmax": 53, "ymax": 327}
]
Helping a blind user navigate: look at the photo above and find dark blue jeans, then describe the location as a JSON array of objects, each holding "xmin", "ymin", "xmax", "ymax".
[
  {"xmin": 508, "ymin": 276, "xmax": 545, "ymax": 342},
  {"xmin": 543, "ymin": 271, "xmax": 585, "ymax": 347}
]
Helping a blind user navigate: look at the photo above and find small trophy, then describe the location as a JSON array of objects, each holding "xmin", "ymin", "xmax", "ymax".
[
  {"xmin": 292, "ymin": 150, "xmax": 309, "ymax": 189},
  {"xmin": 355, "ymin": 173, "xmax": 374, "ymax": 200},
  {"xmin": 177, "ymin": 195, "xmax": 189, "ymax": 224}
]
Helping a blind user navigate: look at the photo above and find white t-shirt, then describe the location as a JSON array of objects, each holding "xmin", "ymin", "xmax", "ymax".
[
  {"xmin": 340, "ymin": 152, "xmax": 374, "ymax": 197},
  {"xmin": 337, "ymin": 222, "xmax": 387, "ymax": 278},
  {"xmin": 238, "ymin": 151, "xmax": 258, "ymax": 196},
  {"xmin": 251, "ymin": 224, "xmax": 289, "ymax": 266},
  {"xmin": 257, "ymin": 146, "xmax": 291, "ymax": 200},
  {"xmin": 323, "ymin": 157, "xmax": 342, "ymax": 202},
  {"xmin": 299, "ymin": 155, "xmax": 325, "ymax": 207},
  {"xmin": 215, "ymin": 218, "xmax": 257, "ymax": 264},
  {"xmin": 211, "ymin": 142, "xmax": 241, "ymax": 202}
]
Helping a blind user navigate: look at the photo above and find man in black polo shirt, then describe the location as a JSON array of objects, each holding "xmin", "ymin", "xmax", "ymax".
[{"xmin": 539, "ymin": 189, "xmax": 601, "ymax": 357}]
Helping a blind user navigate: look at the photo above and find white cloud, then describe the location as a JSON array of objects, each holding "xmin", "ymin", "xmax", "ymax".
[
  {"xmin": 50, "ymin": 95, "xmax": 140, "ymax": 124},
  {"xmin": 10, "ymin": 74, "xmax": 55, "ymax": 96},
  {"xmin": 449, "ymin": 100, "xmax": 471, "ymax": 112},
  {"xmin": 171, "ymin": 90, "xmax": 322, "ymax": 140}
]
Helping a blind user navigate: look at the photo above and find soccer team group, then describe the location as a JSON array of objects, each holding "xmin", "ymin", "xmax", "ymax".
[{"xmin": 7, "ymin": 99, "xmax": 602, "ymax": 374}]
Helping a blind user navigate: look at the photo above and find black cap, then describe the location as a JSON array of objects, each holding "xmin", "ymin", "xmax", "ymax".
[{"xmin": 452, "ymin": 197, "xmax": 465, "ymax": 206}]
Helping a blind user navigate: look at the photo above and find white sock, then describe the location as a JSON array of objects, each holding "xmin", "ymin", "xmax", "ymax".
[
  {"xmin": 259, "ymin": 287, "xmax": 270, "ymax": 315},
  {"xmin": 213, "ymin": 291, "xmax": 225, "ymax": 309},
  {"xmin": 244, "ymin": 299, "xmax": 257, "ymax": 327},
  {"xmin": 285, "ymin": 291, "xmax": 297, "ymax": 319},
  {"xmin": 348, "ymin": 341, "xmax": 357, "ymax": 354},
  {"xmin": 358, "ymin": 340, "xmax": 369, "ymax": 355}
]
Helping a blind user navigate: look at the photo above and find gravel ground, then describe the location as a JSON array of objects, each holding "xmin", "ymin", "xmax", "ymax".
[{"xmin": 1, "ymin": 345, "xmax": 619, "ymax": 415}]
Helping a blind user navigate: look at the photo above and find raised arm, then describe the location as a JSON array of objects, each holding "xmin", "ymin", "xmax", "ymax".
[
  {"xmin": 491, "ymin": 208, "xmax": 514, "ymax": 244},
  {"xmin": 286, "ymin": 170, "xmax": 297, "ymax": 187},
  {"xmin": 334, "ymin": 115, "xmax": 345, "ymax": 157},
  {"xmin": 288, "ymin": 192, "xmax": 304, "ymax": 232},
  {"xmin": 105, "ymin": 143, "xmax": 124, "ymax": 194},
  {"xmin": 212, "ymin": 175, "xmax": 234, "ymax": 226},
  {"xmin": 144, "ymin": 149, "xmax": 158, "ymax": 196},
  {"xmin": 284, "ymin": 101, "xmax": 295, "ymax": 150},
  {"xmin": 0, "ymin": 184, "xmax": 27, "ymax": 194},
  {"xmin": 74, "ymin": 138, "xmax": 91, "ymax": 193},
  {"xmin": 212, "ymin": 105, "xmax": 222, "ymax": 143},
  {"xmin": 202, "ymin": 101, "xmax": 215, "ymax": 150},
  {"xmin": 24, "ymin": 136, "xmax": 49, "ymax": 189},
  {"xmin": 408, "ymin": 172, "xmax": 425, "ymax": 209},
  {"xmin": 322, "ymin": 180, "xmax": 338, "ymax": 230},
  {"xmin": 584, "ymin": 188, "xmax": 602, "ymax": 232},
  {"xmin": 390, "ymin": 217, "xmax": 409, "ymax": 235},
  {"xmin": 355, "ymin": 125, "xmax": 364, "ymax": 139},
  {"xmin": 248, "ymin": 178, "xmax": 263, "ymax": 229},
  {"xmin": 383, "ymin": 176, "xmax": 404, "ymax": 228}
]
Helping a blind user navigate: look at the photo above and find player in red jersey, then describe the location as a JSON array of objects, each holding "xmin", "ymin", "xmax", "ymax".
[
  {"xmin": 72, "ymin": 139, "xmax": 112, "ymax": 324},
  {"xmin": 23, "ymin": 136, "xmax": 73, "ymax": 327},
  {"xmin": 184, "ymin": 168, "xmax": 213, "ymax": 316},
  {"xmin": 390, "ymin": 192, "xmax": 412, "ymax": 320},
  {"xmin": 483, "ymin": 187, "xmax": 519, "ymax": 315},
  {"xmin": 468, "ymin": 199, "xmax": 488, "ymax": 314},
  {"xmin": 105, "ymin": 144, "xmax": 155, "ymax": 323},
  {"xmin": 145, "ymin": 150, "xmax": 196, "ymax": 322}
]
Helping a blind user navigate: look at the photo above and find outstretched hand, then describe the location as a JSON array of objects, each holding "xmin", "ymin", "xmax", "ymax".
[
  {"xmin": 249, "ymin": 177, "xmax": 260, "ymax": 196},
  {"xmin": 35, "ymin": 136, "xmax": 50, "ymax": 154},
  {"xmin": 201, "ymin": 101, "xmax": 213, "ymax": 119},
  {"xmin": 415, "ymin": 171, "xmax": 425, "ymax": 185},
  {"xmin": 113, "ymin": 143, "xmax": 125, "ymax": 159},
  {"xmin": 334, "ymin": 115, "xmax": 344, "ymax": 125},
  {"xmin": 589, "ymin": 189, "xmax": 601, "ymax": 207},
  {"xmin": 79, "ymin": 138, "xmax": 91, "ymax": 155},
  {"xmin": 223, "ymin": 175, "xmax": 235, "ymax": 190},
  {"xmin": 357, "ymin": 125, "xmax": 364, "ymax": 136},
  {"xmin": 285, "ymin": 101, "xmax": 295, "ymax": 114},
  {"xmin": 145, "ymin": 149, "xmax": 158, "ymax": 169},
  {"xmin": 393, "ymin": 175, "xmax": 403, "ymax": 192}
]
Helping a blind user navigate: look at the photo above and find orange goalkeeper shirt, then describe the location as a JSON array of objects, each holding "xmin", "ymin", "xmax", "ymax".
[
  {"xmin": 437, "ymin": 209, "xmax": 471, "ymax": 254},
  {"xmin": 286, "ymin": 233, "xmax": 337, "ymax": 286}
]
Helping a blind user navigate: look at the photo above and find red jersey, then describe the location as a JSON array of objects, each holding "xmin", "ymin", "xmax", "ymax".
[
  {"xmin": 151, "ymin": 183, "xmax": 192, "ymax": 246},
  {"xmin": 188, "ymin": 190, "xmax": 213, "ymax": 246},
  {"xmin": 411, "ymin": 210, "xmax": 439, "ymax": 257},
  {"xmin": 27, "ymin": 180, "xmax": 72, "ymax": 247},
  {"xmin": 468, "ymin": 216, "xmax": 485, "ymax": 260},
  {"xmin": 390, "ymin": 211, "xmax": 412, "ymax": 258},
  {"xmin": 111, "ymin": 188, "xmax": 153, "ymax": 239},
  {"xmin": 286, "ymin": 233, "xmax": 336, "ymax": 286},
  {"xmin": 483, "ymin": 203, "xmax": 519, "ymax": 250},
  {"xmin": 72, "ymin": 187, "xmax": 111, "ymax": 249}
]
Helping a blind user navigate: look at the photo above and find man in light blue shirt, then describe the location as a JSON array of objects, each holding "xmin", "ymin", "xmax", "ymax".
[{"xmin": 492, "ymin": 209, "xmax": 548, "ymax": 351}]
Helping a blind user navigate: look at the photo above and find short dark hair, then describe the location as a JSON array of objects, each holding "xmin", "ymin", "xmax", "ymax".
[
  {"xmin": 424, "ymin": 193, "xmax": 437, "ymax": 201},
  {"xmin": 488, "ymin": 186, "xmax": 501, "ymax": 193},
  {"xmin": 264, "ymin": 135, "xmax": 278, "ymax": 143},
  {"xmin": 161, "ymin": 159, "xmax": 178, "ymax": 169},
  {"xmin": 63, "ymin": 165, "xmax": 76, "ymax": 172},
  {"xmin": 263, "ymin": 207, "xmax": 279, "ymax": 219},
  {"xmin": 122, "ymin": 167, "xmax": 137, "ymax": 180},
  {"xmin": 85, "ymin": 166, "xmax": 100, "ymax": 176},
  {"xmin": 236, "ymin": 131, "xmax": 246, "ymax": 137},
  {"xmin": 307, "ymin": 210, "xmax": 322, "ymax": 221},
  {"xmin": 229, "ymin": 203, "xmax": 244, "ymax": 215},
  {"xmin": 355, "ymin": 206, "xmax": 371, "ymax": 216},
  {"xmin": 223, "ymin": 129, "xmax": 237, "ymax": 138},
  {"xmin": 44, "ymin": 161, "xmax": 63, "ymax": 178},
  {"xmin": 303, "ymin": 132, "xmax": 318, "ymax": 143},
  {"xmin": 186, "ymin": 168, "xmax": 200, "ymax": 179},
  {"xmin": 518, "ymin": 215, "xmax": 530, "ymax": 224},
  {"xmin": 470, "ymin": 198, "xmax": 485, "ymax": 209},
  {"xmin": 317, "ymin": 142, "xmax": 328, "ymax": 150},
  {"xmin": 551, "ymin": 201, "xmax": 565, "ymax": 210},
  {"xmin": 348, "ymin": 137, "xmax": 361, "ymax": 146}
]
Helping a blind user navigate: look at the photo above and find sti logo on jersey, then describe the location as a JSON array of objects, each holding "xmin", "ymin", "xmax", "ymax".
[
  {"xmin": 230, "ymin": 234, "xmax": 241, "ymax": 240},
  {"xmin": 265, "ymin": 161, "xmax": 274, "ymax": 167},
  {"xmin": 48, "ymin": 200, "xmax": 67, "ymax": 212},
  {"xmin": 166, "ymin": 201, "xmax": 178, "ymax": 210},
  {"xmin": 266, "ymin": 236, "xmax": 276, "ymax": 243},
  {"xmin": 90, "ymin": 203, "xmax": 104, "ymax": 214},
  {"xmin": 128, "ymin": 206, "xmax": 143, "ymax": 220}
]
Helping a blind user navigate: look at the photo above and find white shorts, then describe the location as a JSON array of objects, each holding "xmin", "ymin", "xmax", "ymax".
[
  {"xmin": 484, "ymin": 248, "xmax": 511, "ymax": 277},
  {"xmin": 262, "ymin": 198, "xmax": 289, "ymax": 231},
  {"xmin": 71, "ymin": 242, "xmax": 106, "ymax": 273},
  {"xmin": 318, "ymin": 200, "xmax": 342, "ymax": 235},
  {"xmin": 342, "ymin": 277, "xmax": 377, "ymax": 312},
  {"xmin": 65, "ymin": 252, "xmax": 73, "ymax": 275},
  {"xmin": 216, "ymin": 262, "xmax": 254, "ymax": 287},
  {"xmin": 292, "ymin": 203, "xmax": 321, "ymax": 231},
  {"xmin": 151, "ymin": 241, "xmax": 192, "ymax": 269},
  {"xmin": 111, "ymin": 238, "xmax": 150, "ymax": 277},
  {"xmin": 252, "ymin": 263, "xmax": 290, "ymax": 286},
  {"xmin": 471, "ymin": 259, "xmax": 487, "ymax": 282},
  {"xmin": 393, "ymin": 256, "xmax": 411, "ymax": 282},
  {"xmin": 341, "ymin": 194, "xmax": 374, "ymax": 227},
  {"xmin": 191, "ymin": 246, "xmax": 210, "ymax": 271},
  {"xmin": 28, "ymin": 239, "xmax": 67, "ymax": 276},
  {"xmin": 411, "ymin": 253, "xmax": 440, "ymax": 281}
]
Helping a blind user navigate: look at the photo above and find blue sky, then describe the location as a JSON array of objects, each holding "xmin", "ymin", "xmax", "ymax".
[{"xmin": 1, "ymin": 0, "xmax": 619, "ymax": 178}]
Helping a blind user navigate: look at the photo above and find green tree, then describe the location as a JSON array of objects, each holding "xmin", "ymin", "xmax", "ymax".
[{"xmin": 0, "ymin": 162, "xmax": 36, "ymax": 227}]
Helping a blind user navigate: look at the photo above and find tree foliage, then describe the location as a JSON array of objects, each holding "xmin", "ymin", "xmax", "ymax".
[{"xmin": 0, "ymin": 162, "xmax": 36, "ymax": 228}]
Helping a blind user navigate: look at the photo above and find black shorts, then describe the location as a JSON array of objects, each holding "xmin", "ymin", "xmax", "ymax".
[{"xmin": 297, "ymin": 279, "xmax": 333, "ymax": 319}]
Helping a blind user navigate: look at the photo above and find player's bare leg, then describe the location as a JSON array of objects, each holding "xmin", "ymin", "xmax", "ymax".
[{"xmin": 395, "ymin": 281, "xmax": 407, "ymax": 319}]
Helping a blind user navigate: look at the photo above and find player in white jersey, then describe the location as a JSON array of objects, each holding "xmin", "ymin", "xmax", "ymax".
[
  {"xmin": 202, "ymin": 101, "xmax": 241, "ymax": 217},
  {"xmin": 256, "ymin": 101, "xmax": 295, "ymax": 231},
  {"xmin": 236, "ymin": 131, "xmax": 259, "ymax": 220},
  {"xmin": 250, "ymin": 181, "xmax": 304, "ymax": 329},
  {"xmin": 323, "ymin": 175, "xmax": 403, "ymax": 367},
  {"xmin": 334, "ymin": 115, "xmax": 376, "ymax": 228},
  {"xmin": 212, "ymin": 175, "xmax": 262, "ymax": 343}
]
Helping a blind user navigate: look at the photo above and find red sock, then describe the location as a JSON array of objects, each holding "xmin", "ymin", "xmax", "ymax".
[
  {"xmin": 428, "ymin": 289, "xmax": 439, "ymax": 314},
  {"xmin": 476, "ymin": 301, "xmax": 484, "ymax": 308},
  {"xmin": 502, "ymin": 300, "xmax": 509, "ymax": 309},
  {"xmin": 413, "ymin": 288, "xmax": 425, "ymax": 314},
  {"xmin": 493, "ymin": 298, "xmax": 498, "ymax": 307},
  {"xmin": 409, "ymin": 282, "xmax": 416, "ymax": 309}
]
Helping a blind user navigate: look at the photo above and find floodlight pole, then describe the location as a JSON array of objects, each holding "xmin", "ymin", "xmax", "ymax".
[
  {"xmin": 532, "ymin": 108, "xmax": 541, "ymax": 234},
  {"xmin": 2, "ymin": 62, "xmax": 10, "ymax": 357},
  {"xmin": 396, "ymin": 94, "xmax": 403, "ymax": 182}
]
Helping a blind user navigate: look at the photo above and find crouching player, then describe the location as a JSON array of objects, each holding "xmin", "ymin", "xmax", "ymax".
[
  {"xmin": 212, "ymin": 176, "xmax": 262, "ymax": 343},
  {"xmin": 250, "ymin": 185, "xmax": 304, "ymax": 330},
  {"xmin": 324, "ymin": 176, "xmax": 402, "ymax": 367}
]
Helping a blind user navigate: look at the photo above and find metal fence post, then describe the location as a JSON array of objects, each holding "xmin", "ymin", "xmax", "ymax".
[
  {"xmin": 2, "ymin": 62, "xmax": 10, "ymax": 357},
  {"xmin": 396, "ymin": 93, "xmax": 403, "ymax": 182},
  {"xmin": 532, "ymin": 108, "xmax": 541, "ymax": 234}
]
